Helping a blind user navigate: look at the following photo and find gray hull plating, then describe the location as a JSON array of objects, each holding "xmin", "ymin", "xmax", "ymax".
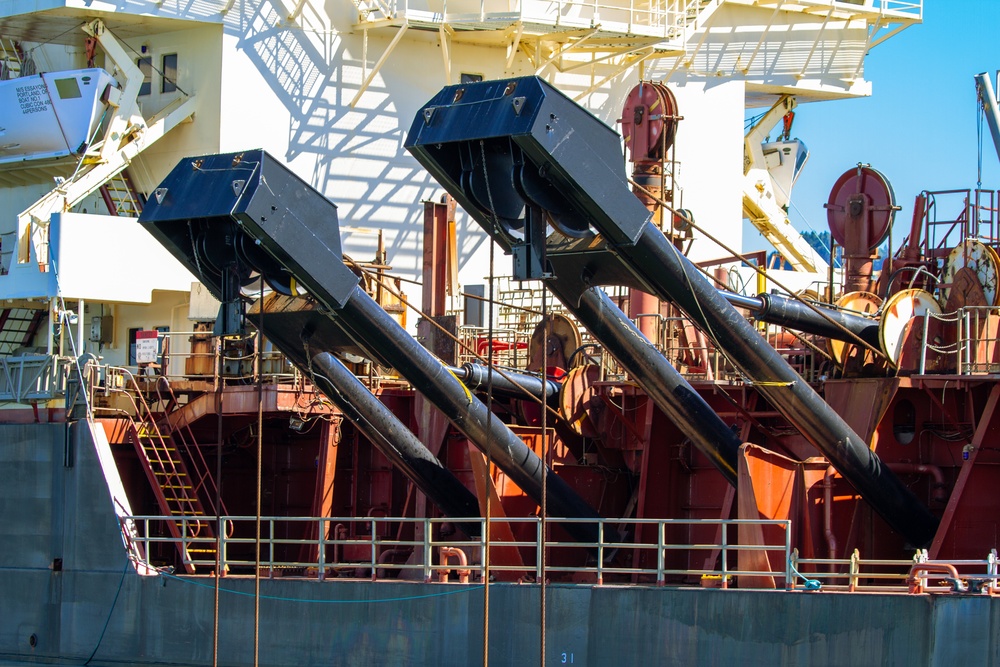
[{"xmin": 1, "ymin": 424, "xmax": 996, "ymax": 666}]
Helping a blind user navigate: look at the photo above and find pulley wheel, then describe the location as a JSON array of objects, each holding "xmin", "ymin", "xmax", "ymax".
[
  {"xmin": 827, "ymin": 291, "xmax": 881, "ymax": 367},
  {"xmin": 941, "ymin": 239, "xmax": 1000, "ymax": 307},
  {"xmin": 620, "ymin": 81, "xmax": 679, "ymax": 161},
  {"xmin": 826, "ymin": 166, "xmax": 895, "ymax": 251},
  {"xmin": 558, "ymin": 364, "xmax": 602, "ymax": 438},
  {"xmin": 878, "ymin": 289, "xmax": 941, "ymax": 368},
  {"xmin": 526, "ymin": 313, "xmax": 582, "ymax": 372},
  {"xmin": 461, "ymin": 141, "xmax": 524, "ymax": 235},
  {"xmin": 516, "ymin": 163, "xmax": 590, "ymax": 238}
]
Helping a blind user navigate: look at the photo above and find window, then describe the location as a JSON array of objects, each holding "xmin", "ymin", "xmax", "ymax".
[
  {"xmin": 460, "ymin": 72, "xmax": 483, "ymax": 84},
  {"xmin": 161, "ymin": 53, "xmax": 177, "ymax": 93},
  {"xmin": 54, "ymin": 77, "xmax": 82, "ymax": 99},
  {"xmin": 137, "ymin": 57, "xmax": 151, "ymax": 96}
]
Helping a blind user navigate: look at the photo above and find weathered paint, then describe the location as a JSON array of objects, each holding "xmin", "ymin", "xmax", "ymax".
[{"xmin": 1, "ymin": 424, "xmax": 996, "ymax": 667}]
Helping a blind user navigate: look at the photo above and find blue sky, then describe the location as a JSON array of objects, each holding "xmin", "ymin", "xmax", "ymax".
[{"xmin": 745, "ymin": 0, "xmax": 1000, "ymax": 255}]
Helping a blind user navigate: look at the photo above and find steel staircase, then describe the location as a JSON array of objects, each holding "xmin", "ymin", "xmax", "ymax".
[
  {"xmin": 99, "ymin": 169, "xmax": 145, "ymax": 217},
  {"xmin": 109, "ymin": 371, "xmax": 227, "ymax": 574},
  {"xmin": 0, "ymin": 308, "xmax": 45, "ymax": 355}
]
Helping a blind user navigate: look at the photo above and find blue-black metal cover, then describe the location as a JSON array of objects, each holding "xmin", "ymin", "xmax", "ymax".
[
  {"xmin": 138, "ymin": 149, "xmax": 359, "ymax": 311},
  {"xmin": 405, "ymin": 76, "xmax": 651, "ymax": 249}
]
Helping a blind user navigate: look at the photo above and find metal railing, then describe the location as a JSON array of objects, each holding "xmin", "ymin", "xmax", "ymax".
[
  {"xmin": 94, "ymin": 329, "xmax": 298, "ymax": 388},
  {"xmin": 863, "ymin": 0, "xmax": 922, "ymax": 17},
  {"xmin": 0, "ymin": 354, "xmax": 73, "ymax": 402},
  {"xmin": 354, "ymin": 0, "xmax": 697, "ymax": 39},
  {"xmin": 922, "ymin": 190, "xmax": 1000, "ymax": 256},
  {"xmin": 792, "ymin": 548, "xmax": 1000, "ymax": 593},
  {"xmin": 920, "ymin": 305, "xmax": 1000, "ymax": 376},
  {"xmin": 958, "ymin": 306, "xmax": 1000, "ymax": 374},
  {"xmin": 126, "ymin": 514, "xmax": 792, "ymax": 586},
  {"xmin": 457, "ymin": 326, "xmax": 531, "ymax": 369},
  {"xmin": 124, "ymin": 512, "xmax": 999, "ymax": 594}
]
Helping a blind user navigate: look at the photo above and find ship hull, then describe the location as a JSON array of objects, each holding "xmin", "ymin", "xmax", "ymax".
[{"xmin": 1, "ymin": 422, "xmax": 997, "ymax": 667}]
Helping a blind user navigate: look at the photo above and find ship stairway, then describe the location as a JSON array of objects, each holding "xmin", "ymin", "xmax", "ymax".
[
  {"xmin": 680, "ymin": 0, "xmax": 719, "ymax": 28},
  {"xmin": 98, "ymin": 169, "xmax": 145, "ymax": 217},
  {"xmin": 117, "ymin": 374, "xmax": 227, "ymax": 574},
  {"xmin": 0, "ymin": 39, "xmax": 23, "ymax": 79},
  {"xmin": 0, "ymin": 307, "xmax": 46, "ymax": 355}
]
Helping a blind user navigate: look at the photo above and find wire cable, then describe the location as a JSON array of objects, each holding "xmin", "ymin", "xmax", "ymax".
[
  {"xmin": 254, "ymin": 283, "xmax": 264, "ymax": 667},
  {"xmin": 84, "ymin": 557, "xmax": 131, "ymax": 665},
  {"xmin": 479, "ymin": 140, "xmax": 495, "ymax": 667}
]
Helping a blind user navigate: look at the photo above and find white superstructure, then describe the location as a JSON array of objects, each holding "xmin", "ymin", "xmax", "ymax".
[{"xmin": 0, "ymin": 0, "xmax": 920, "ymax": 367}]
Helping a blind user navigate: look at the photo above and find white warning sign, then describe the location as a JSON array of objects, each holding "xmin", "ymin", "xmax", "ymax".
[{"xmin": 135, "ymin": 330, "xmax": 159, "ymax": 364}]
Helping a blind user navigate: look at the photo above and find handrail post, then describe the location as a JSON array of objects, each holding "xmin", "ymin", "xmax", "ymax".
[
  {"xmin": 371, "ymin": 517, "xmax": 379, "ymax": 582},
  {"xmin": 849, "ymin": 548, "xmax": 859, "ymax": 592},
  {"xmin": 318, "ymin": 517, "xmax": 326, "ymax": 581},
  {"xmin": 962, "ymin": 309, "xmax": 970, "ymax": 374},
  {"xmin": 425, "ymin": 517, "xmax": 433, "ymax": 584},
  {"xmin": 784, "ymin": 521, "xmax": 792, "ymax": 590},
  {"xmin": 919, "ymin": 314, "xmax": 929, "ymax": 375},
  {"xmin": 536, "ymin": 517, "xmax": 543, "ymax": 582},
  {"xmin": 268, "ymin": 519, "xmax": 276, "ymax": 573},
  {"xmin": 720, "ymin": 520, "xmax": 728, "ymax": 589},
  {"xmin": 219, "ymin": 520, "xmax": 227, "ymax": 577},
  {"xmin": 656, "ymin": 519, "xmax": 665, "ymax": 586},
  {"xmin": 144, "ymin": 517, "xmax": 151, "ymax": 568},
  {"xmin": 597, "ymin": 520, "xmax": 604, "ymax": 586}
]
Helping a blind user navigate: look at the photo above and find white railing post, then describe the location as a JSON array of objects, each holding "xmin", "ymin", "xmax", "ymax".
[
  {"xmin": 425, "ymin": 517, "xmax": 433, "ymax": 584},
  {"xmin": 219, "ymin": 520, "xmax": 228, "ymax": 575},
  {"xmin": 919, "ymin": 314, "xmax": 929, "ymax": 375},
  {"xmin": 318, "ymin": 517, "xmax": 326, "ymax": 581},
  {"xmin": 720, "ymin": 520, "xmax": 728, "ymax": 588},
  {"xmin": 371, "ymin": 517, "xmax": 379, "ymax": 581},
  {"xmin": 597, "ymin": 520, "xmax": 604, "ymax": 586},
  {"xmin": 536, "ymin": 517, "xmax": 543, "ymax": 582},
  {"xmin": 784, "ymin": 521, "xmax": 792, "ymax": 589},
  {"xmin": 961, "ymin": 308, "xmax": 970, "ymax": 374},
  {"xmin": 656, "ymin": 519, "xmax": 665, "ymax": 586}
]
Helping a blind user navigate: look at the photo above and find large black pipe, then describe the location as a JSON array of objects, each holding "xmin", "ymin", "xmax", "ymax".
[
  {"xmin": 450, "ymin": 362, "xmax": 560, "ymax": 400},
  {"xmin": 331, "ymin": 286, "xmax": 601, "ymax": 543},
  {"xmin": 728, "ymin": 292, "xmax": 881, "ymax": 348},
  {"xmin": 552, "ymin": 283, "xmax": 740, "ymax": 486},
  {"xmin": 453, "ymin": 294, "xmax": 741, "ymax": 486},
  {"xmin": 405, "ymin": 76, "xmax": 938, "ymax": 547},
  {"xmin": 627, "ymin": 224, "xmax": 937, "ymax": 545},
  {"xmin": 310, "ymin": 352, "xmax": 482, "ymax": 537}
]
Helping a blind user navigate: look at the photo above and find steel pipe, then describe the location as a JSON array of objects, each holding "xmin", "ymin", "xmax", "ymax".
[
  {"xmin": 624, "ymin": 223, "xmax": 938, "ymax": 546},
  {"xmin": 449, "ymin": 362, "xmax": 561, "ymax": 400},
  {"xmin": 333, "ymin": 286, "xmax": 602, "ymax": 543},
  {"xmin": 309, "ymin": 351, "xmax": 482, "ymax": 537},
  {"xmin": 729, "ymin": 291, "xmax": 881, "ymax": 348},
  {"xmin": 550, "ymin": 283, "xmax": 741, "ymax": 486}
]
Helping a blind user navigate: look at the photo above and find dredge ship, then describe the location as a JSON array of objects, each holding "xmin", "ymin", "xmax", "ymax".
[{"xmin": 2, "ymin": 1, "xmax": 1000, "ymax": 665}]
